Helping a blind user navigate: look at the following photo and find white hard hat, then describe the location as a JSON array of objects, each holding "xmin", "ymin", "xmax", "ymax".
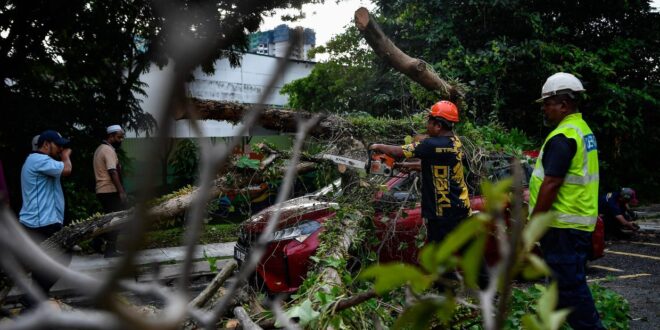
[{"xmin": 536, "ymin": 72, "xmax": 585, "ymax": 102}]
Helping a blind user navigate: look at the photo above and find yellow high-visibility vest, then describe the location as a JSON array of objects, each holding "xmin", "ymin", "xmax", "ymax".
[{"xmin": 529, "ymin": 113, "xmax": 599, "ymax": 232}]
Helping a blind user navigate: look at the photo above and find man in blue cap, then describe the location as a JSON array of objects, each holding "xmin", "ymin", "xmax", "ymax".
[{"xmin": 18, "ymin": 129, "xmax": 73, "ymax": 303}]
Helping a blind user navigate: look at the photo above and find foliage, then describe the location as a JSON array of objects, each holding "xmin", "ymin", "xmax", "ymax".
[
  {"xmin": 458, "ymin": 121, "xmax": 536, "ymax": 156},
  {"xmin": 283, "ymin": 0, "xmax": 660, "ymax": 198},
  {"xmin": 357, "ymin": 179, "xmax": 562, "ymax": 328},
  {"xmin": 281, "ymin": 26, "xmax": 420, "ymax": 117},
  {"xmin": 235, "ymin": 155, "xmax": 260, "ymax": 170},
  {"xmin": 347, "ymin": 113, "xmax": 425, "ymax": 142},
  {"xmin": 506, "ymin": 283, "xmax": 630, "ymax": 330},
  {"xmin": 63, "ymin": 180, "xmax": 102, "ymax": 222},
  {"xmin": 141, "ymin": 222, "xmax": 240, "ymax": 249},
  {"xmin": 590, "ymin": 283, "xmax": 631, "ymax": 330},
  {"xmin": 170, "ymin": 139, "xmax": 200, "ymax": 189},
  {"xmin": 346, "ymin": 113, "xmax": 536, "ymax": 155},
  {"xmin": 0, "ymin": 0, "xmax": 325, "ymax": 214},
  {"xmin": 274, "ymin": 180, "xmax": 396, "ymax": 329},
  {"xmin": 203, "ymin": 249, "xmax": 218, "ymax": 273}
]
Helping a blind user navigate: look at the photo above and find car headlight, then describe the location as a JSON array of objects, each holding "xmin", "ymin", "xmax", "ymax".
[{"xmin": 270, "ymin": 220, "xmax": 321, "ymax": 243}]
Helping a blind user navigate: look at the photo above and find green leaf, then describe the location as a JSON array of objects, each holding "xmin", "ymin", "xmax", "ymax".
[
  {"xmin": 522, "ymin": 254, "xmax": 551, "ymax": 279},
  {"xmin": 435, "ymin": 295, "xmax": 457, "ymax": 325},
  {"xmin": 521, "ymin": 314, "xmax": 543, "ymax": 330},
  {"xmin": 393, "ymin": 298, "xmax": 444, "ymax": 330},
  {"xmin": 236, "ymin": 155, "xmax": 260, "ymax": 169},
  {"xmin": 537, "ymin": 282, "xmax": 559, "ymax": 325},
  {"xmin": 282, "ymin": 299, "xmax": 320, "ymax": 327},
  {"xmin": 419, "ymin": 242, "xmax": 440, "ymax": 273},
  {"xmin": 523, "ymin": 212, "xmax": 555, "ymax": 252},
  {"xmin": 420, "ymin": 215, "xmax": 488, "ymax": 272},
  {"xmin": 548, "ymin": 309, "xmax": 571, "ymax": 330},
  {"xmin": 481, "ymin": 178, "xmax": 512, "ymax": 213},
  {"xmin": 359, "ymin": 263, "xmax": 434, "ymax": 294},
  {"xmin": 460, "ymin": 234, "xmax": 487, "ymax": 288}
]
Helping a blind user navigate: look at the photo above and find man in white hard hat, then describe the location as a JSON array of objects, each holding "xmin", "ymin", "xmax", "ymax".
[{"xmin": 528, "ymin": 73, "xmax": 604, "ymax": 329}]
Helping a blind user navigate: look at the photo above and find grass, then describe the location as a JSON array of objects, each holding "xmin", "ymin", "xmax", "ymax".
[{"xmin": 141, "ymin": 222, "xmax": 240, "ymax": 249}]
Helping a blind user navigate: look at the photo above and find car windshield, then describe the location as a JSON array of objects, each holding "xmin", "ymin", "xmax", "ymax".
[{"xmin": 465, "ymin": 155, "xmax": 533, "ymax": 195}]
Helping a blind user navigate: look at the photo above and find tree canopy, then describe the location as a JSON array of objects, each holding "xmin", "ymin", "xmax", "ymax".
[{"xmin": 283, "ymin": 0, "xmax": 660, "ymax": 197}]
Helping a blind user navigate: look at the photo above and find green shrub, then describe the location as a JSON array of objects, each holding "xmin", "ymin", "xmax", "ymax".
[
  {"xmin": 506, "ymin": 283, "xmax": 629, "ymax": 330},
  {"xmin": 170, "ymin": 139, "xmax": 199, "ymax": 189}
]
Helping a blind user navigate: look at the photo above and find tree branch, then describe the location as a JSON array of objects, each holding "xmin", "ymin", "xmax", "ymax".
[{"xmin": 354, "ymin": 7, "xmax": 462, "ymax": 102}]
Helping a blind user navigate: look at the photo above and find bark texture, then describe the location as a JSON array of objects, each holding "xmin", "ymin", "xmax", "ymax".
[
  {"xmin": 178, "ymin": 100, "xmax": 360, "ymax": 142},
  {"xmin": 354, "ymin": 7, "xmax": 462, "ymax": 102}
]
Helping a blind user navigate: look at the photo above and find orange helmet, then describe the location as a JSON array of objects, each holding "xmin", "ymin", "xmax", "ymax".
[{"xmin": 429, "ymin": 100, "xmax": 459, "ymax": 122}]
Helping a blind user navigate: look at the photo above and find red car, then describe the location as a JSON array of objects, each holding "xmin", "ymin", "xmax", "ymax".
[{"xmin": 234, "ymin": 168, "xmax": 604, "ymax": 294}]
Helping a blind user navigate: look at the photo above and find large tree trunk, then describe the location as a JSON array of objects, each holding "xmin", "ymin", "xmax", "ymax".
[
  {"xmin": 43, "ymin": 161, "xmax": 319, "ymax": 251},
  {"xmin": 354, "ymin": 7, "xmax": 462, "ymax": 103},
  {"xmin": 178, "ymin": 100, "xmax": 360, "ymax": 142}
]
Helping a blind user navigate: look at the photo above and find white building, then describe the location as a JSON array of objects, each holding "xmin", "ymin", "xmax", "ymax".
[
  {"xmin": 249, "ymin": 25, "xmax": 316, "ymax": 61},
  {"xmin": 134, "ymin": 53, "xmax": 316, "ymax": 138}
]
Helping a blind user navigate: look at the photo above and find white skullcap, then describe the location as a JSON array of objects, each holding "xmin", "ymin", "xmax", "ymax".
[
  {"xmin": 106, "ymin": 125, "xmax": 123, "ymax": 134},
  {"xmin": 32, "ymin": 135, "xmax": 40, "ymax": 151}
]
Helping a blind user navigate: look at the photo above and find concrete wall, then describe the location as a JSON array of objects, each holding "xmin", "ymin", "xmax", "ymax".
[{"xmin": 133, "ymin": 53, "xmax": 315, "ymax": 138}]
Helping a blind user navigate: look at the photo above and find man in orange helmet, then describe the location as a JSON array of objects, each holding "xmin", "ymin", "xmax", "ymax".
[{"xmin": 370, "ymin": 100, "xmax": 471, "ymax": 244}]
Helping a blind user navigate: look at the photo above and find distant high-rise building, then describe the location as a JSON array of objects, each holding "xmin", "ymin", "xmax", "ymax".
[{"xmin": 249, "ymin": 25, "xmax": 316, "ymax": 61}]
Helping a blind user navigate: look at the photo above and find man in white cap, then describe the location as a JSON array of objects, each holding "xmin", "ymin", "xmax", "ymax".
[
  {"xmin": 528, "ymin": 73, "xmax": 604, "ymax": 329},
  {"xmin": 91, "ymin": 124, "xmax": 127, "ymax": 258},
  {"xmin": 31, "ymin": 134, "xmax": 40, "ymax": 151}
]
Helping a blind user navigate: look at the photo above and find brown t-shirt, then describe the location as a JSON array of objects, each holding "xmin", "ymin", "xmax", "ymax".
[{"xmin": 93, "ymin": 144, "xmax": 119, "ymax": 193}]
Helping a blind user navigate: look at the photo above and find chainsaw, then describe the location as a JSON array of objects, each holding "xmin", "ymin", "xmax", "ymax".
[{"xmin": 322, "ymin": 150, "xmax": 396, "ymax": 176}]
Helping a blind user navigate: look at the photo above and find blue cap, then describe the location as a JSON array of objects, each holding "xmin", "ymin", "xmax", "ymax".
[{"xmin": 37, "ymin": 130, "xmax": 70, "ymax": 147}]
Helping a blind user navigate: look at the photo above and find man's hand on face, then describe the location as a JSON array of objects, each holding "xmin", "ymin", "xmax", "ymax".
[{"xmin": 60, "ymin": 148, "xmax": 72, "ymax": 159}]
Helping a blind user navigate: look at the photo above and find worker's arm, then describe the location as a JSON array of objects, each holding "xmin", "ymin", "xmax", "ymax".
[
  {"xmin": 396, "ymin": 159, "xmax": 421, "ymax": 172},
  {"xmin": 531, "ymin": 175, "xmax": 564, "ymax": 217},
  {"xmin": 615, "ymin": 214, "xmax": 639, "ymax": 231},
  {"xmin": 60, "ymin": 148, "xmax": 72, "ymax": 177},
  {"xmin": 369, "ymin": 144, "xmax": 404, "ymax": 158},
  {"xmin": 108, "ymin": 169, "xmax": 127, "ymax": 202}
]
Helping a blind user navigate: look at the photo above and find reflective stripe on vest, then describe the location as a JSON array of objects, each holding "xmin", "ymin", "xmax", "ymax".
[
  {"xmin": 528, "ymin": 113, "xmax": 599, "ymax": 232},
  {"xmin": 556, "ymin": 214, "xmax": 598, "ymax": 226}
]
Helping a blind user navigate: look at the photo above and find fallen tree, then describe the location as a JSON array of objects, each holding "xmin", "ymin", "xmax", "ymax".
[
  {"xmin": 0, "ymin": 158, "xmax": 320, "ymax": 303},
  {"xmin": 179, "ymin": 100, "xmax": 360, "ymax": 142}
]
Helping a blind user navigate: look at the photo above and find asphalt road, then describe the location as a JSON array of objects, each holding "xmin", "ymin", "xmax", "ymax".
[{"xmin": 586, "ymin": 231, "xmax": 659, "ymax": 329}]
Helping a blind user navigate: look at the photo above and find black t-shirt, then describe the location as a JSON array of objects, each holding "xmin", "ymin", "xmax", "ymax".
[
  {"xmin": 402, "ymin": 135, "xmax": 471, "ymax": 222},
  {"xmin": 542, "ymin": 134, "xmax": 577, "ymax": 178}
]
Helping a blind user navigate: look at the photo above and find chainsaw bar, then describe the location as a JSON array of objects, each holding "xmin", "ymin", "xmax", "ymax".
[{"xmin": 321, "ymin": 154, "xmax": 367, "ymax": 170}]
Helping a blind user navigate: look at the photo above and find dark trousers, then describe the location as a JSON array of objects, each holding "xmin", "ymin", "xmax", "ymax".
[
  {"xmin": 21, "ymin": 223, "xmax": 72, "ymax": 303},
  {"xmin": 93, "ymin": 192, "xmax": 125, "ymax": 253},
  {"xmin": 540, "ymin": 228, "xmax": 605, "ymax": 330},
  {"xmin": 425, "ymin": 216, "xmax": 460, "ymax": 243}
]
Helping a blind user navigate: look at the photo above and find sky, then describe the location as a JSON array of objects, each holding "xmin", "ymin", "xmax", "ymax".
[
  {"xmin": 260, "ymin": 0, "xmax": 375, "ymax": 57},
  {"xmin": 261, "ymin": 0, "xmax": 660, "ymax": 58}
]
